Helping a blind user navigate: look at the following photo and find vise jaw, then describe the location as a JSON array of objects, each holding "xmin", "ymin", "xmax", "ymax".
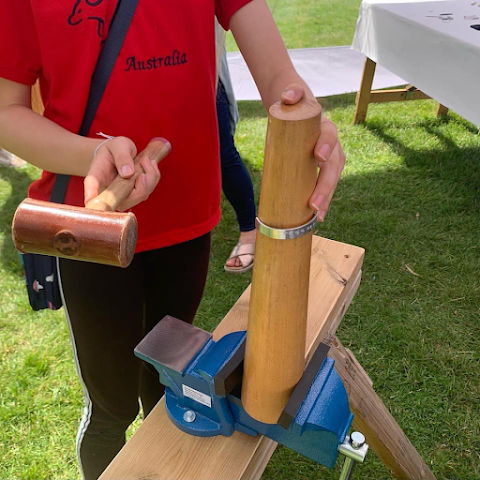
[{"xmin": 135, "ymin": 316, "xmax": 353, "ymax": 469}]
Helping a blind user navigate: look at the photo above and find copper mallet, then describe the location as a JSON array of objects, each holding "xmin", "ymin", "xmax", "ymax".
[{"xmin": 12, "ymin": 138, "xmax": 170, "ymax": 268}]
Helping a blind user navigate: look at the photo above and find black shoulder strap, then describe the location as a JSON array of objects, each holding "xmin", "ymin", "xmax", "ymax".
[{"xmin": 51, "ymin": 0, "xmax": 139, "ymax": 203}]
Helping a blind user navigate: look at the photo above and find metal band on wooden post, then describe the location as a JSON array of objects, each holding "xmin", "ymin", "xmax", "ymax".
[
  {"xmin": 255, "ymin": 213, "xmax": 318, "ymax": 240},
  {"xmin": 241, "ymin": 98, "xmax": 322, "ymax": 424}
]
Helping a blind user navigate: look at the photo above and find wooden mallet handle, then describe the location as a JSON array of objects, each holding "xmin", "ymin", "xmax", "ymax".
[{"xmin": 86, "ymin": 137, "xmax": 171, "ymax": 211}]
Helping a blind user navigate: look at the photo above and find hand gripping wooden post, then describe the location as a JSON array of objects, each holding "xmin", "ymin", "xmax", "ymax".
[
  {"xmin": 241, "ymin": 98, "xmax": 322, "ymax": 423},
  {"xmin": 12, "ymin": 138, "xmax": 170, "ymax": 267}
]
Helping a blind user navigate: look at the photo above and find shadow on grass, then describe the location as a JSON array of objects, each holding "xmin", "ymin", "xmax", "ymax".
[
  {"xmin": 363, "ymin": 118, "xmax": 480, "ymax": 188},
  {"xmin": 0, "ymin": 166, "xmax": 33, "ymax": 275}
]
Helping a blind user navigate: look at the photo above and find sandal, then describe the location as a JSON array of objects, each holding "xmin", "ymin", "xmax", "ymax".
[{"xmin": 224, "ymin": 242, "xmax": 255, "ymax": 274}]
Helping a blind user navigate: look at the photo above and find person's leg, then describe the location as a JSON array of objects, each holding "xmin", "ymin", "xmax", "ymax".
[
  {"xmin": 216, "ymin": 81, "xmax": 257, "ymax": 271},
  {"xmin": 139, "ymin": 233, "xmax": 211, "ymax": 416},
  {"xmin": 58, "ymin": 257, "xmax": 145, "ymax": 480}
]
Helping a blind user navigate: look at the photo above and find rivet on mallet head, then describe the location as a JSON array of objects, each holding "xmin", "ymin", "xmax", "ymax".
[
  {"xmin": 53, "ymin": 230, "xmax": 81, "ymax": 257},
  {"xmin": 350, "ymin": 431, "xmax": 366, "ymax": 449},
  {"xmin": 183, "ymin": 410, "xmax": 196, "ymax": 423}
]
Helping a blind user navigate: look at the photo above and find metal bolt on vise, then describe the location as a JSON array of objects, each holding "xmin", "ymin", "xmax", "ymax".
[
  {"xmin": 183, "ymin": 410, "xmax": 196, "ymax": 423},
  {"xmin": 338, "ymin": 432, "xmax": 368, "ymax": 480}
]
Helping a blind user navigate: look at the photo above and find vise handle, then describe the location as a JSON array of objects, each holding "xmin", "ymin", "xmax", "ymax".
[{"xmin": 85, "ymin": 137, "xmax": 171, "ymax": 211}]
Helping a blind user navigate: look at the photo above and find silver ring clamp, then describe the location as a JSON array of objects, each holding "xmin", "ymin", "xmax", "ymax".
[{"xmin": 255, "ymin": 212, "xmax": 318, "ymax": 240}]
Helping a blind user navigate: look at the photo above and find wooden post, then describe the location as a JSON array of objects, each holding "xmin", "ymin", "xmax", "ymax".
[
  {"xmin": 354, "ymin": 57, "xmax": 376, "ymax": 125},
  {"xmin": 241, "ymin": 99, "xmax": 322, "ymax": 424}
]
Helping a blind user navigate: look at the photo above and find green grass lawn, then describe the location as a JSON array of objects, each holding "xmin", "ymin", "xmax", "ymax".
[
  {"xmin": 226, "ymin": 0, "xmax": 362, "ymax": 51},
  {"xmin": 1, "ymin": 1, "xmax": 480, "ymax": 479}
]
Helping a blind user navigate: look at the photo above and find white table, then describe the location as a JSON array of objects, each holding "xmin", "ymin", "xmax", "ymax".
[{"xmin": 352, "ymin": 0, "xmax": 480, "ymax": 126}]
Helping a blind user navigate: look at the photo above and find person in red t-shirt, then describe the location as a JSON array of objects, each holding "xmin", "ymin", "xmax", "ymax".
[{"xmin": 0, "ymin": 1, "xmax": 345, "ymax": 478}]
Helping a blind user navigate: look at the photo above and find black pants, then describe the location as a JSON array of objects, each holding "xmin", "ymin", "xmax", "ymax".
[{"xmin": 58, "ymin": 233, "xmax": 211, "ymax": 480}]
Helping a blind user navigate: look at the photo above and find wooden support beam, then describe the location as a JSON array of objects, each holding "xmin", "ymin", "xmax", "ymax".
[
  {"xmin": 328, "ymin": 337, "xmax": 436, "ymax": 480},
  {"xmin": 99, "ymin": 235, "xmax": 365, "ymax": 480},
  {"xmin": 354, "ymin": 57, "xmax": 376, "ymax": 124},
  {"xmin": 369, "ymin": 89, "xmax": 430, "ymax": 103},
  {"xmin": 436, "ymin": 104, "xmax": 449, "ymax": 117},
  {"xmin": 353, "ymin": 57, "xmax": 441, "ymax": 126}
]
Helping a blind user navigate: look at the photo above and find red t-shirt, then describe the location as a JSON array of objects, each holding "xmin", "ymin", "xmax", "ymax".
[{"xmin": 0, "ymin": 0, "xmax": 251, "ymax": 252}]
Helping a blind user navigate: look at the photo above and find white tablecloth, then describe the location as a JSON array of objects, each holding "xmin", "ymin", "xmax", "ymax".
[{"xmin": 352, "ymin": 0, "xmax": 480, "ymax": 126}]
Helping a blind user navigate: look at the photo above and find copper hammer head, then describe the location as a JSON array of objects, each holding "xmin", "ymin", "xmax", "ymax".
[{"xmin": 12, "ymin": 138, "xmax": 171, "ymax": 268}]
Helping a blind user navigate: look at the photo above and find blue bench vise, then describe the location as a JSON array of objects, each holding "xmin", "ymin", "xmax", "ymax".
[{"xmin": 135, "ymin": 315, "xmax": 354, "ymax": 470}]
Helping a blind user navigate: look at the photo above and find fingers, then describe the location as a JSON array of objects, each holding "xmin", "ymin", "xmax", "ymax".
[
  {"xmin": 310, "ymin": 142, "xmax": 346, "ymax": 222},
  {"xmin": 84, "ymin": 147, "xmax": 115, "ymax": 204},
  {"xmin": 279, "ymin": 89, "xmax": 343, "ymax": 221},
  {"xmin": 280, "ymin": 83, "xmax": 305, "ymax": 104},
  {"xmin": 84, "ymin": 174, "xmax": 102, "ymax": 206},
  {"xmin": 314, "ymin": 117, "xmax": 338, "ymax": 164},
  {"xmin": 106, "ymin": 136, "xmax": 138, "ymax": 178},
  {"xmin": 116, "ymin": 157, "xmax": 161, "ymax": 212},
  {"xmin": 309, "ymin": 115, "xmax": 344, "ymax": 222},
  {"xmin": 84, "ymin": 136, "xmax": 138, "ymax": 206}
]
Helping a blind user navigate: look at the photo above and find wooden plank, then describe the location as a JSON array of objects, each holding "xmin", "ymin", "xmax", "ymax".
[
  {"xmin": 99, "ymin": 235, "xmax": 364, "ymax": 480},
  {"xmin": 353, "ymin": 57, "xmax": 376, "ymax": 124},
  {"xmin": 239, "ymin": 437, "xmax": 278, "ymax": 480},
  {"xmin": 328, "ymin": 337, "xmax": 436, "ymax": 480}
]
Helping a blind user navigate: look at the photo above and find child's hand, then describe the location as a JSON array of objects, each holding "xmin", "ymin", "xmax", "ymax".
[
  {"xmin": 281, "ymin": 83, "xmax": 346, "ymax": 222},
  {"xmin": 84, "ymin": 136, "xmax": 161, "ymax": 211}
]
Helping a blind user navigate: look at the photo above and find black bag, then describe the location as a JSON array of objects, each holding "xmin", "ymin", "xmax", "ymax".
[{"xmin": 20, "ymin": 0, "xmax": 139, "ymax": 311}]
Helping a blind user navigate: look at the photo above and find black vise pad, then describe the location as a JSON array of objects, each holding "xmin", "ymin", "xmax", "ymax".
[
  {"xmin": 278, "ymin": 342, "xmax": 331, "ymax": 429},
  {"xmin": 214, "ymin": 339, "xmax": 246, "ymax": 397},
  {"xmin": 135, "ymin": 315, "xmax": 211, "ymax": 373}
]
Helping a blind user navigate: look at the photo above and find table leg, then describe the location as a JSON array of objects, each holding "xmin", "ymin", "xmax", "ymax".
[
  {"xmin": 436, "ymin": 104, "xmax": 449, "ymax": 118},
  {"xmin": 354, "ymin": 57, "xmax": 376, "ymax": 125}
]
